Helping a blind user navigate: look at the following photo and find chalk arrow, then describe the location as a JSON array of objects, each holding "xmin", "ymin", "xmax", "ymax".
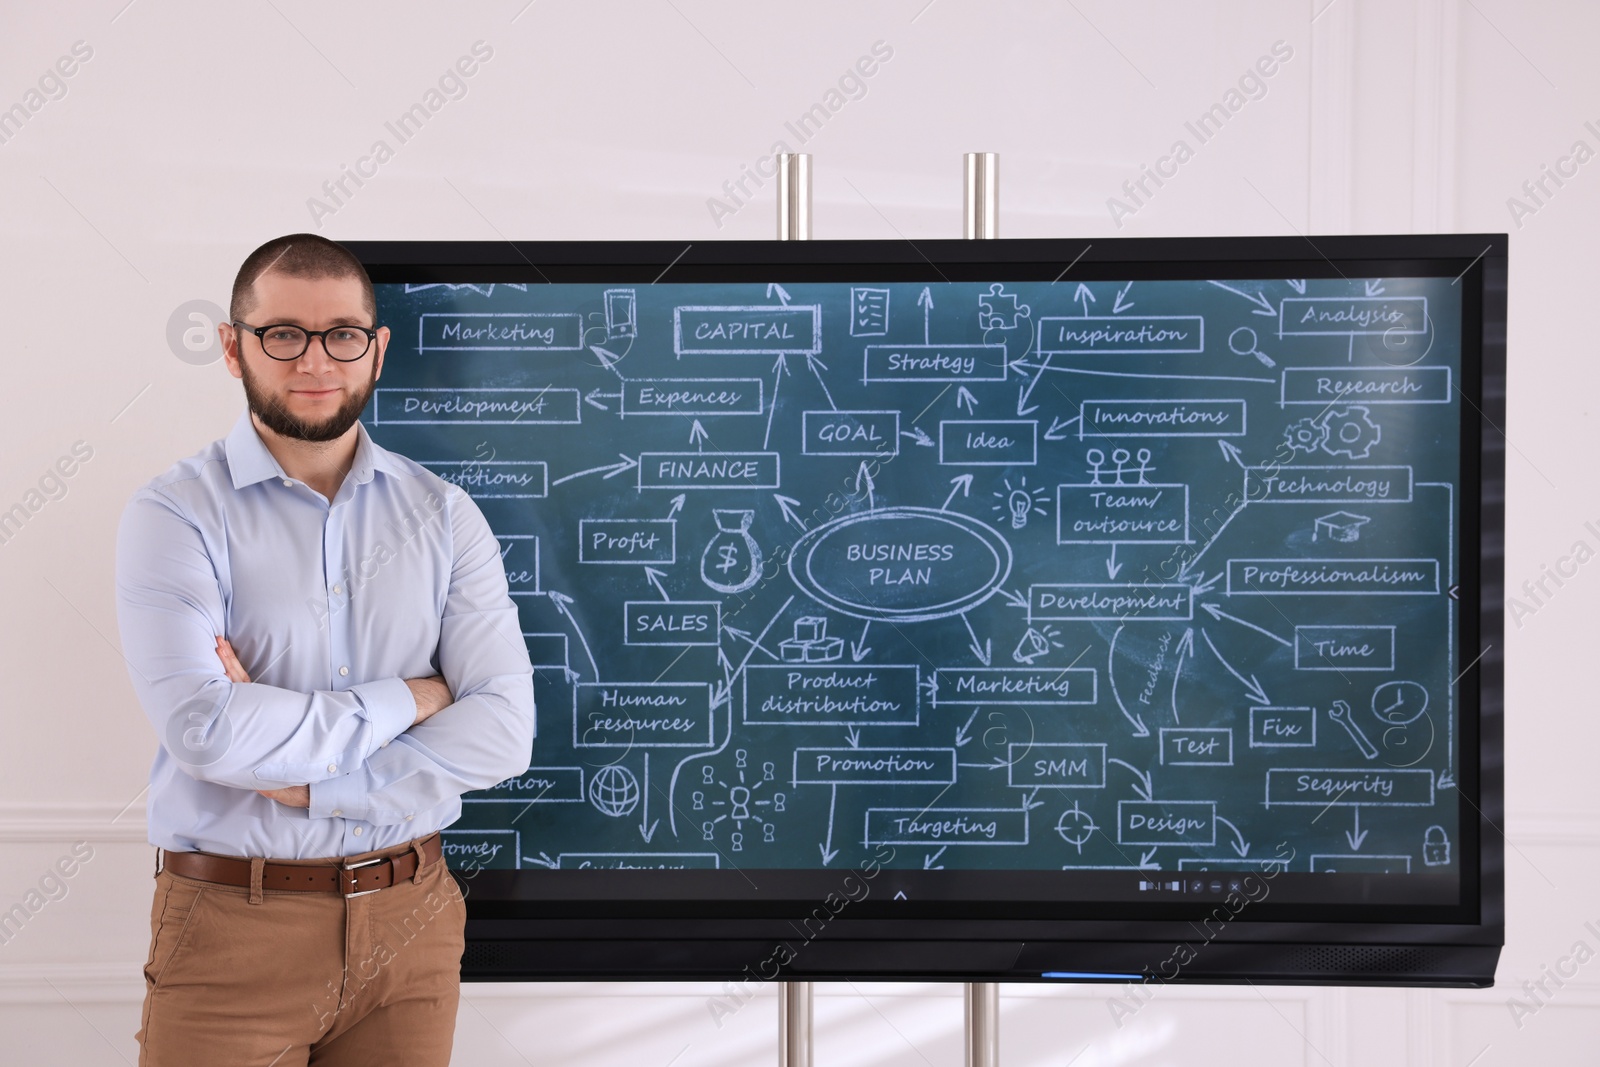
[
  {"xmin": 855, "ymin": 461, "xmax": 876, "ymax": 509},
  {"xmin": 819, "ymin": 785, "xmax": 839, "ymax": 865},
  {"xmin": 901, "ymin": 426, "xmax": 935, "ymax": 448},
  {"xmin": 1113, "ymin": 282, "xmax": 1134, "ymax": 313},
  {"xmin": 526, "ymin": 852, "xmax": 558, "ymax": 869},
  {"xmin": 724, "ymin": 626, "xmax": 777, "ymax": 662},
  {"xmin": 550, "ymin": 454, "xmax": 638, "ymax": 487},
  {"xmin": 850, "ymin": 620, "xmax": 872, "ymax": 662},
  {"xmin": 1365, "ymin": 279, "xmax": 1385, "ymax": 296},
  {"xmin": 1022, "ymin": 786, "xmax": 1046, "ymax": 812},
  {"xmin": 1201, "ymin": 629, "xmax": 1270, "ymax": 705},
  {"xmin": 1108, "ymin": 757, "xmax": 1153, "ymax": 801},
  {"xmin": 1017, "ymin": 381, "xmax": 1041, "ymax": 417},
  {"xmin": 918, "ymin": 286, "xmax": 933, "ymax": 344},
  {"xmin": 807, "ymin": 354, "xmax": 837, "ymax": 410},
  {"xmin": 999, "ymin": 587, "xmax": 1029, "ymax": 609},
  {"xmin": 954, "ymin": 707, "xmax": 980, "ymax": 748},
  {"xmin": 942, "ymin": 474, "xmax": 974, "ymax": 511},
  {"xmin": 1074, "ymin": 283, "xmax": 1096, "ymax": 316},
  {"xmin": 666, "ymin": 493, "xmax": 686, "ymax": 519},
  {"xmin": 772, "ymin": 353, "xmax": 790, "ymax": 376},
  {"xmin": 1287, "ymin": 279, "xmax": 1307, "ymax": 294},
  {"xmin": 1438, "ymin": 771, "xmax": 1457, "ymax": 791},
  {"xmin": 584, "ymin": 387, "xmax": 617, "ymax": 411},
  {"xmin": 1044, "ymin": 415, "xmax": 1078, "ymax": 440},
  {"xmin": 960, "ymin": 613, "xmax": 992, "ymax": 666},
  {"xmin": 924, "ymin": 846, "xmax": 947, "ymax": 869},
  {"xmin": 1189, "ymin": 571, "xmax": 1224, "ymax": 597},
  {"xmin": 689, "ymin": 419, "xmax": 709, "ymax": 449},
  {"xmin": 1171, "ymin": 628, "xmax": 1195, "ymax": 725},
  {"xmin": 1201, "ymin": 602, "xmax": 1291, "ymax": 647},
  {"xmin": 589, "ymin": 345, "xmax": 627, "ymax": 380},
  {"xmin": 767, "ymin": 282, "xmax": 792, "ymax": 305},
  {"xmin": 644, "ymin": 566, "xmax": 671, "ymax": 602},
  {"xmin": 844, "ymin": 725, "xmax": 860, "ymax": 748},
  {"xmin": 1346, "ymin": 807, "xmax": 1369, "ymax": 850},
  {"xmin": 1106, "ymin": 544, "xmax": 1123, "ymax": 579},
  {"xmin": 1139, "ymin": 847, "xmax": 1159, "ymax": 870},
  {"xmin": 1216, "ymin": 815, "xmax": 1251, "ymax": 857},
  {"xmin": 1109, "ymin": 624, "xmax": 1152, "ymax": 737},
  {"xmin": 601, "ymin": 454, "xmax": 639, "ymax": 479},
  {"xmin": 1217, "ymin": 439, "xmax": 1246, "ymax": 467},
  {"xmin": 774, "ymin": 494, "xmax": 808, "ymax": 530},
  {"xmin": 547, "ymin": 590, "xmax": 599, "ymax": 681},
  {"xmin": 638, "ymin": 754, "xmax": 659, "ymax": 842},
  {"xmin": 956, "ymin": 386, "xmax": 979, "ymax": 414},
  {"xmin": 1207, "ymin": 280, "xmax": 1275, "ymax": 316}
]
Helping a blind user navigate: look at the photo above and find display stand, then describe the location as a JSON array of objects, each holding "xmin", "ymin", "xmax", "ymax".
[
  {"xmin": 960, "ymin": 151, "xmax": 1001, "ymax": 1067},
  {"xmin": 771, "ymin": 150, "xmax": 1002, "ymax": 1067},
  {"xmin": 775, "ymin": 152, "xmax": 814, "ymax": 1067}
]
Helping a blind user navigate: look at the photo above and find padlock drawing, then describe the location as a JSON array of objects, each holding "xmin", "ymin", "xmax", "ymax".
[
  {"xmin": 1422, "ymin": 825, "xmax": 1450, "ymax": 866},
  {"xmin": 701, "ymin": 509, "xmax": 762, "ymax": 594}
]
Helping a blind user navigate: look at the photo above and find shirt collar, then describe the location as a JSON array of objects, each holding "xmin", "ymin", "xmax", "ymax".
[{"xmin": 225, "ymin": 409, "xmax": 405, "ymax": 491}]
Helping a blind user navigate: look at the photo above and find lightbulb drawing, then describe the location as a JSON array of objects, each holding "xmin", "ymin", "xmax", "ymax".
[
  {"xmin": 1008, "ymin": 489, "xmax": 1031, "ymax": 529},
  {"xmin": 992, "ymin": 476, "xmax": 1049, "ymax": 529}
]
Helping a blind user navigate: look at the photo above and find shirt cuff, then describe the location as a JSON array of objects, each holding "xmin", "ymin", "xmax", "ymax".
[
  {"xmin": 351, "ymin": 676, "xmax": 416, "ymax": 756},
  {"xmin": 308, "ymin": 770, "xmax": 371, "ymax": 823}
]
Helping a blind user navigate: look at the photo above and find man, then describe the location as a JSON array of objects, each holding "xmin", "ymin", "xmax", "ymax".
[{"xmin": 115, "ymin": 233, "xmax": 535, "ymax": 1065}]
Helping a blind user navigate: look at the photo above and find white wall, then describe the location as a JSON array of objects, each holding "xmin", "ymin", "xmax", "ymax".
[{"xmin": 1, "ymin": 0, "xmax": 1593, "ymax": 1062}]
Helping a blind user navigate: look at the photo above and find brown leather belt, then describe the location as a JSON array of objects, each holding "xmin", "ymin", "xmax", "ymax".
[{"xmin": 159, "ymin": 832, "xmax": 442, "ymax": 897}]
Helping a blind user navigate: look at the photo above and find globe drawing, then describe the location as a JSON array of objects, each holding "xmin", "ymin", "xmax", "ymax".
[{"xmin": 587, "ymin": 764, "xmax": 640, "ymax": 818}]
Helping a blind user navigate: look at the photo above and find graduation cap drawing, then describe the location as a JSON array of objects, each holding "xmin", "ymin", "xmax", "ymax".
[{"xmin": 1313, "ymin": 511, "xmax": 1372, "ymax": 543}]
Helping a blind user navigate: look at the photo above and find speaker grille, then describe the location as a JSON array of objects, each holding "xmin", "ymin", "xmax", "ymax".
[{"xmin": 1284, "ymin": 945, "xmax": 1446, "ymax": 976}]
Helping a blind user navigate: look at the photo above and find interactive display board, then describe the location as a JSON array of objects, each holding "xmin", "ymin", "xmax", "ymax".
[{"xmin": 350, "ymin": 237, "xmax": 1504, "ymax": 985}]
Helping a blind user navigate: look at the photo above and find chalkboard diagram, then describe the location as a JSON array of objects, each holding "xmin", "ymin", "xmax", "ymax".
[{"xmin": 367, "ymin": 276, "xmax": 1461, "ymax": 878}]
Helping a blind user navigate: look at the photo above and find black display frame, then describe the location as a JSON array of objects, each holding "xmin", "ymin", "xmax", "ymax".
[{"xmin": 347, "ymin": 235, "xmax": 1505, "ymax": 986}]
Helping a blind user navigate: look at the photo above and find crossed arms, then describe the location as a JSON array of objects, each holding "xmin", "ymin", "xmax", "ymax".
[{"xmin": 115, "ymin": 481, "xmax": 536, "ymax": 826}]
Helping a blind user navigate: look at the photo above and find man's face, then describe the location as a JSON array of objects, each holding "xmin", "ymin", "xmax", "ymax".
[{"xmin": 222, "ymin": 272, "xmax": 388, "ymax": 443}]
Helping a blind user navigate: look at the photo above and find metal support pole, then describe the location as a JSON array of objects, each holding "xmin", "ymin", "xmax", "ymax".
[
  {"xmin": 961, "ymin": 152, "xmax": 1001, "ymax": 1067},
  {"xmin": 775, "ymin": 153, "xmax": 813, "ymax": 1067},
  {"xmin": 965, "ymin": 982, "xmax": 999, "ymax": 1067},
  {"xmin": 963, "ymin": 152, "xmax": 999, "ymax": 239},
  {"xmin": 777, "ymin": 153, "xmax": 812, "ymax": 241},
  {"xmin": 779, "ymin": 980, "xmax": 812, "ymax": 1067}
]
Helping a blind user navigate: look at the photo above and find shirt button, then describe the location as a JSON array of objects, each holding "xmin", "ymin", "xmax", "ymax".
[
  {"xmin": 380, "ymin": 740, "xmax": 389, "ymax": 748},
  {"xmin": 327, "ymin": 763, "xmax": 338, "ymax": 773},
  {"xmin": 353, "ymin": 826, "xmax": 363, "ymax": 837},
  {"xmin": 405, "ymin": 814, "xmax": 414, "ymax": 821},
  {"xmin": 331, "ymin": 809, "xmax": 343, "ymax": 817},
  {"xmin": 332, "ymin": 584, "xmax": 343, "ymax": 595},
  {"xmin": 339, "ymin": 666, "xmax": 349, "ymax": 676},
  {"xmin": 281, "ymin": 479, "xmax": 293, "ymax": 487}
]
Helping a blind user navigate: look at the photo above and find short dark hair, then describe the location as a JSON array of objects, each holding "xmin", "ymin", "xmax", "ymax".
[{"xmin": 230, "ymin": 233, "xmax": 376, "ymax": 324}]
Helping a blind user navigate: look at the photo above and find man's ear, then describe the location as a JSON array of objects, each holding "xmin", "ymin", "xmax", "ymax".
[
  {"xmin": 220, "ymin": 321, "xmax": 243, "ymax": 380},
  {"xmin": 373, "ymin": 325, "xmax": 390, "ymax": 381}
]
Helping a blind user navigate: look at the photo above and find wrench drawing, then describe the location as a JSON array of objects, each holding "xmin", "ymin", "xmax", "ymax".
[{"xmin": 1329, "ymin": 700, "xmax": 1379, "ymax": 759}]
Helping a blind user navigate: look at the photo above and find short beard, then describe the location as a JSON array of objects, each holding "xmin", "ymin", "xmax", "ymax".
[{"xmin": 239, "ymin": 355, "xmax": 375, "ymax": 443}]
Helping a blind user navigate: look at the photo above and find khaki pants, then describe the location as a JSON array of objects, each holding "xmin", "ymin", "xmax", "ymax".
[{"xmin": 136, "ymin": 836, "xmax": 466, "ymax": 1066}]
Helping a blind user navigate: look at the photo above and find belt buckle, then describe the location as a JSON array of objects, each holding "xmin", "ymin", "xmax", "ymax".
[{"xmin": 340, "ymin": 855, "xmax": 389, "ymax": 898}]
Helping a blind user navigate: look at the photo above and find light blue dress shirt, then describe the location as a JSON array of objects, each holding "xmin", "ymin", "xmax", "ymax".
[{"xmin": 115, "ymin": 410, "xmax": 536, "ymax": 859}]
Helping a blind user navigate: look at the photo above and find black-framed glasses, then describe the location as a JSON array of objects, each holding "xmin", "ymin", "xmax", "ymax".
[{"xmin": 231, "ymin": 321, "xmax": 378, "ymax": 362}]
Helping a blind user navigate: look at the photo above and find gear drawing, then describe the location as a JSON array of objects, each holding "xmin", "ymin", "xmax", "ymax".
[
  {"xmin": 1284, "ymin": 417, "xmax": 1328, "ymax": 455},
  {"xmin": 1320, "ymin": 406, "xmax": 1381, "ymax": 460}
]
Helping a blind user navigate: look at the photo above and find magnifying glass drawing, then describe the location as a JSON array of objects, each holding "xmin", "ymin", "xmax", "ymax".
[{"xmin": 1228, "ymin": 326, "xmax": 1276, "ymax": 368}]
